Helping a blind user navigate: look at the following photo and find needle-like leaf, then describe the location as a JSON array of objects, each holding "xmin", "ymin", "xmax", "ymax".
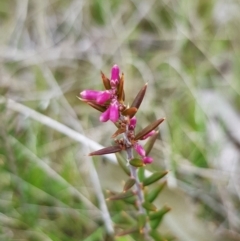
[
  {"xmin": 142, "ymin": 171, "xmax": 168, "ymax": 186},
  {"xmin": 122, "ymin": 107, "xmax": 138, "ymax": 118},
  {"xmin": 107, "ymin": 190, "xmax": 134, "ymax": 200},
  {"xmin": 118, "ymin": 73, "xmax": 125, "ymax": 102},
  {"xmin": 101, "ymin": 71, "xmax": 111, "ymax": 89},
  {"xmin": 144, "ymin": 130, "xmax": 159, "ymax": 155},
  {"xmin": 135, "ymin": 118, "xmax": 165, "ymax": 140},
  {"xmin": 123, "ymin": 178, "xmax": 136, "ymax": 192},
  {"xmin": 130, "ymin": 83, "xmax": 148, "ymax": 109},
  {"xmin": 89, "ymin": 145, "xmax": 122, "ymax": 156}
]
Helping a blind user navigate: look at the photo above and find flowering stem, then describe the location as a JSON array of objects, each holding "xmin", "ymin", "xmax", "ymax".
[
  {"xmin": 125, "ymin": 143, "xmax": 152, "ymax": 240},
  {"xmin": 79, "ymin": 65, "xmax": 166, "ymax": 239},
  {"xmin": 127, "ymin": 148, "xmax": 144, "ymax": 212}
]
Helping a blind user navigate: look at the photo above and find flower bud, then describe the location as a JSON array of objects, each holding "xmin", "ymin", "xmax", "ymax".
[
  {"xmin": 96, "ymin": 90, "xmax": 111, "ymax": 104},
  {"xmin": 111, "ymin": 64, "xmax": 120, "ymax": 80},
  {"xmin": 99, "ymin": 107, "xmax": 110, "ymax": 122},
  {"xmin": 80, "ymin": 90, "xmax": 100, "ymax": 100},
  {"xmin": 109, "ymin": 102, "xmax": 119, "ymax": 122},
  {"xmin": 129, "ymin": 116, "xmax": 137, "ymax": 130},
  {"xmin": 134, "ymin": 143, "xmax": 146, "ymax": 157},
  {"xmin": 141, "ymin": 130, "xmax": 156, "ymax": 140},
  {"xmin": 143, "ymin": 156, "xmax": 153, "ymax": 164}
]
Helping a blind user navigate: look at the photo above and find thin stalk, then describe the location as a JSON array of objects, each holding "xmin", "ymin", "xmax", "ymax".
[
  {"xmin": 124, "ymin": 130, "xmax": 152, "ymax": 241},
  {"xmin": 126, "ymin": 148, "xmax": 145, "ymax": 213}
]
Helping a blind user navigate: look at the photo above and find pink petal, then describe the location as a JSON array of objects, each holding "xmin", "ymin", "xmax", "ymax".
[
  {"xmin": 141, "ymin": 130, "xmax": 156, "ymax": 140},
  {"xmin": 111, "ymin": 64, "xmax": 120, "ymax": 81},
  {"xmin": 99, "ymin": 107, "xmax": 110, "ymax": 122},
  {"xmin": 129, "ymin": 116, "xmax": 137, "ymax": 130},
  {"xmin": 80, "ymin": 90, "xmax": 100, "ymax": 100},
  {"xmin": 134, "ymin": 143, "xmax": 146, "ymax": 157},
  {"xmin": 109, "ymin": 103, "xmax": 119, "ymax": 122},
  {"xmin": 96, "ymin": 91, "xmax": 111, "ymax": 104},
  {"xmin": 143, "ymin": 156, "xmax": 153, "ymax": 164}
]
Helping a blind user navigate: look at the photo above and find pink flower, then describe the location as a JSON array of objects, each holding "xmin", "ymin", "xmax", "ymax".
[
  {"xmin": 143, "ymin": 156, "xmax": 153, "ymax": 164},
  {"xmin": 134, "ymin": 143, "xmax": 146, "ymax": 157},
  {"xmin": 96, "ymin": 91, "xmax": 111, "ymax": 104},
  {"xmin": 99, "ymin": 102, "xmax": 119, "ymax": 123},
  {"xmin": 111, "ymin": 64, "xmax": 119, "ymax": 80},
  {"xmin": 134, "ymin": 142, "xmax": 154, "ymax": 164},
  {"xmin": 80, "ymin": 90, "xmax": 100, "ymax": 100},
  {"xmin": 99, "ymin": 107, "xmax": 110, "ymax": 122},
  {"xmin": 109, "ymin": 102, "xmax": 119, "ymax": 122},
  {"xmin": 129, "ymin": 117, "xmax": 137, "ymax": 130},
  {"xmin": 81, "ymin": 89, "xmax": 112, "ymax": 105},
  {"xmin": 110, "ymin": 65, "xmax": 120, "ymax": 86}
]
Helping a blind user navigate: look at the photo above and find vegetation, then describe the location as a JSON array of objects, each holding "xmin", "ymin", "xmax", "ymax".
[{"xmin": 1, "ymin": 0, "xmax": 240, "ymax": 240}]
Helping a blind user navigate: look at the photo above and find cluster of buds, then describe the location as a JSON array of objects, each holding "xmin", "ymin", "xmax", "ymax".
[{"xmin": 79, "ymin": 65, "xmax": 165, "ymax": 164}]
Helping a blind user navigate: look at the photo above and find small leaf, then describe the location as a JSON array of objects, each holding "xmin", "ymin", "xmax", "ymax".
[
  {"xmin": 87, "ymin": 101, "xmax": 106, "ymax": 112},
  {"xmin": 115, "ymin": 227, "xmax": 139, "ymax": 237},
  {"xmin": 117, "ymin": 73, "xmax": 125, "ymax": 102},
  {"xmin": 101, "ymin": 71, "xmax": 111, "ymax": 89},
  {"xmin": 130, "ymin": 158, "xmax": 144, "ymax": 167},
  {"xmin": 123, "ymin": 178, "xmax": 136, "ymax": 192},
  {"xmin": 77, "ymin": 96, "xmax": 107, "ymax": 112},
  {"xmin": 123, "ymin": 196, "xmax": 136, "ymax": 205},
  {"xmin": 138, "ymin": 167, "xmax": 145, "ymax": 182},
  {"xmin": 138, "ymin": 213, "xmax": 147, "ymax": 230},
  {"xmin": 116, "ymin": 153, "xmax": 130, "ymax": 176},
  {"xmin": 89, "ymin": 145, "xmax": 122, "ymax": 156},
  {"xmin": 108, "ymin": 190, "xmax": 134, "ymax": 200},
  {"xmin": 144, "ymin": 130, "xmax": 159, "ymax": 156},
  {"xmin": 135, "ymin": 118, "xmax": 165, "ymax": 141},
  {"xmin": 142, "ymin": 171, "xmax": 168, "ymax": 186},
  {"xmin": 112, "ymin": 128, "xmax": 125, "ymax": 138},
  {"xmin": 149, "ymin": 230, "xmax": 164, "ymax": 241},
  {"xmin": 150, "ymin": 206, "xmax": 171, "ymax": 229},
  {"xmin": 76, "ymin": 96, "xmax": 86, "ymax": 102},
  {"xmin": 147, "ymin": 181, "xmax": 167, "ymax": 203},
  {"xmin": 142, "ymin": 201, "xmax": 157, "ymax": 211},
  {"xmin": 108, "ymin": 191, "xmax": 136, "ymax": 204},
  {"xmin": 149, "ymin": 206, "xmax": 171, "ymax": 220},
  {"xmin": 121, "ymin": 211, "xmax": 137, "ymax": 225},
  {"xmin": 121, "ymin": 107, "xmax": 138, "ymax": 118},
  {"xmin": 130, "ymin": 83, "xmax": 148, "ymax": 109}
]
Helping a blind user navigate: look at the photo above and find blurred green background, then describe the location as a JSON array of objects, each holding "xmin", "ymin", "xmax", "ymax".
[{"xmin": 1, "ymin": 0, "xmax": 240, "ymax": 240}]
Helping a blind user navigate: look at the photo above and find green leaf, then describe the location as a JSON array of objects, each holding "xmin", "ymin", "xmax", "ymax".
[
  {"xmin": 144, "ymin": 131, "xmax": 159, "ymax": 155},
  {"xmin": 149, "ymin": 206, "xmax": 171, "ymax": 220},
  {"xmin": 122, "ymin": 196, "xmax": 136, "ymax": 205},
  {"xmin": 143, "ymin": 171, "xmax": 168, "ymax": 186},
  {"xmin": 137, "ymin": 213, "xmax": 147, "ymax": 230},
  {"xmin": 150, "ymin": 206, "xmax": 171, "ymax": 229},
  {"xmin": 115, "ymin": 227, "xmax": 139, "ymax": 237},
  {"xmin": 115, "ymin": 153, "xmax": 130, "ymax": 176},
  {"xmin": 130, "ymin": 158, "xmax": 144, "ymax": 167},
  {"xmin": 149, "ymin": 230, "xmax": 164, "ymax": 241},
  {"xmin": 142, "ymin": 201, "xmax": 157, "ymax": 211},
  {"xmin": 147, "ymin": 181, "xmax": 167, "ymax": 203},
  {"xmin": 120, "ymin": 211, "xmax": 137, "ymax": 226},
  {"xmin": 108, "ymin": 190, "xmax": 134, "ymax": 201},
  {"xmin": 123, "ymin": 178, "xmax": 136, "ymax": 192},
  {"xmin": 138, "ymin": 167, "xmax": 145, "ymax": 182}
]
